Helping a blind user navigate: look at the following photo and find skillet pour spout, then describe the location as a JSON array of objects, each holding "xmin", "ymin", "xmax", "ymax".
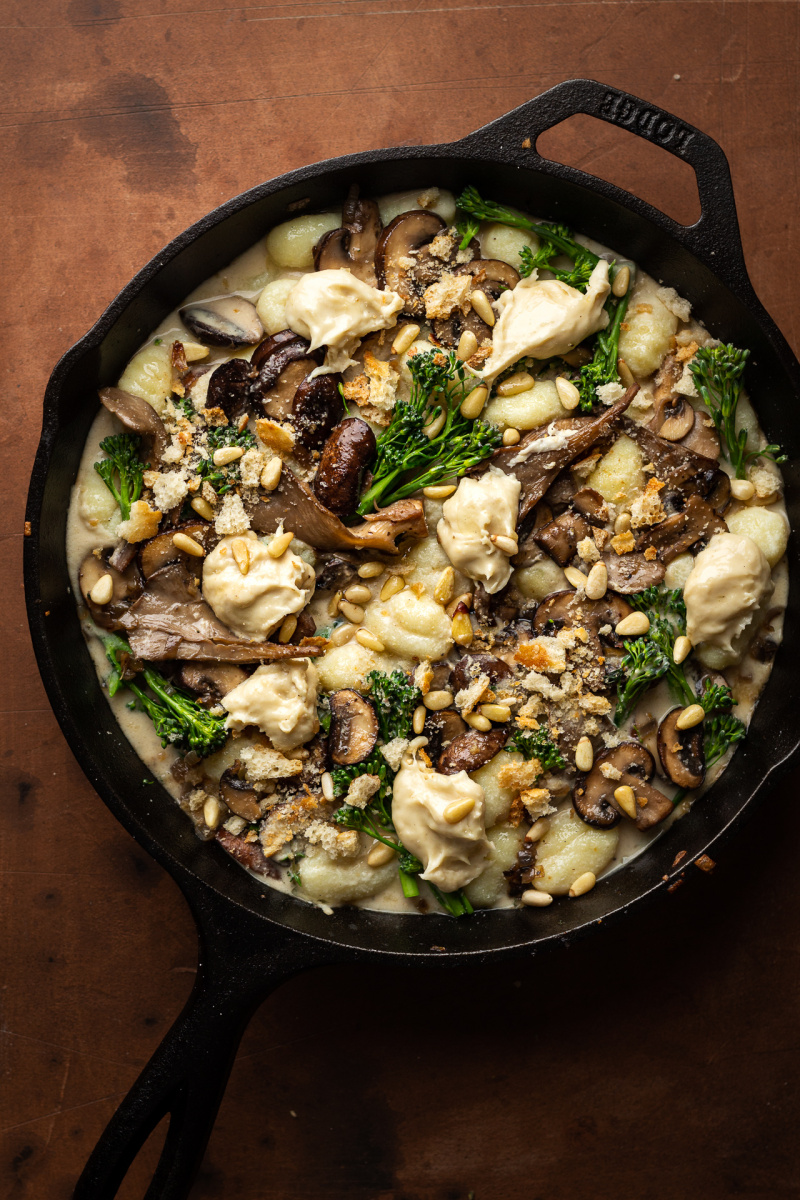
[{"xmin": 25, "ymin": 79, "xmax": 800, "ymax": 1200}]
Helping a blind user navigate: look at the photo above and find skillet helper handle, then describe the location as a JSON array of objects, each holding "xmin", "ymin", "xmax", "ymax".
[
  {"xmin": 73, "ymin": 948, "xmax": 293, "ymax": 1200},
  {"xmin": 459, "ymin": 78, "xmax": 749, "ymax": 290}
]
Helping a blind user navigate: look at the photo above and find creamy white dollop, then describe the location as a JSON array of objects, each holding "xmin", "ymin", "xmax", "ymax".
[
  {"xmin": 284, "ymin": 269, "xmax": 404, "ymax": 373},
  {"xmin": 684, "ymin": 532, "xmax": 772, "ymax": 656},
  {"xmin": 222, "ymin": 659, "xmax": 319, "ymax": 752},
  {"xmin": 202, "ymin": 531, "xmax": 315, "ymax": 641},
  {"xmin": 436, "ymin": 466, "xmax": 521, "ymax": 594},
  {"xmin": 391, "ymin": 742, "xmax": 491, "ymax": 892},
  {"xmin": 481, "ymin": 260, "xmax": 611, "ymax": 381}
]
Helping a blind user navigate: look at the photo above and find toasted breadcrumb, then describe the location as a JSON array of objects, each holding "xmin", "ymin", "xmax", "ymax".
[
  {"xmin": 304, "ymin": 821, "xmax": 361, "ymax": 858},
  {"xmin": 214, "ymin": 493, "xmax": 250, "ymax": 535},
  {"xmin": 345, "ymin": 774, "xmax": 382, "ymax": 809},
  {"xmin": 381, "ymin": 737, "xmax": 409, "ymax": 772},
  {"xmin": 117, "ymin": 500, "xmax": 162, "ymax": 543},
  {"xmin": 599, "ymin": 762, "xmax": 623, "ymax": 781},
  {"xmin": 423, "ymin": 273, "xmax": 472, "ymax": 319},
  {"xmin": 240, "ymin": 745, "xmax": 304, "ymax": 788},
  {"xmin": 239, "ymin": 447, "xmax": 266, "ymax": 487},
  {"xmin": 576, "ymin": 536, "xmax": 601, "ymax": 564},
  {"xmin": 497, "ymin": 759, "xmax": 543, "ymax": 790},
  {"xmin": 630, "ymin": 477, "xmax": 666, "ymax": 529},
  {"xmin": 151, "ymin": 471, "xmax": 188, "ymax": 513},
  {"xmin": 519, "ymin": 787, "xmax": 556, "ymax": 820},
  {"xmin": 455, "ymin": 672, "xmax": 490, "ymax": 715},
  {"xmin": 610, "ymin": 529, "xmax": 636, "ymax": 554},
  {"xmin": 656, "ymin": 286, "xmax": 692, "ymax": 322}
]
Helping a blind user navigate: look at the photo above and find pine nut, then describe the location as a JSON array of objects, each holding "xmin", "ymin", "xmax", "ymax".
[
  {"xmin": 612, "ymin": 264, "xmax": 631, "ymax": 297},
  {"xmin": 173, "ymin": 531, "xmax": 205, "ymax": 558},
  {"xmin": 423, "ymin": 484, "xmax": 457, "ymax": 499},
  {"xmin": 267, "ymin": 530, "xmax": 294, "ymax": 558},
  {"xmin": 424, "ymin": 408, "xmax": 446, "ymax": 438},
  {"xmin": 356, "ymin": 629, "xmax": 385, "ymax": 653},
  {"xmin": 555, "ymin": 376, "xmax": 581, "ymax": 410},
  {"xmin": 423, "ymin": 689, "xmax": 454, "ymax": 711},
  {"xmin": 470, "ymin": 289, "xmax": 495, "ymax": 326},
  {"xmin": 358, "ymin": 561, "xmax": 384, "ymax": 579},
  {"xmin": 502, "ymin": 427, "xmax": 521, "ymax": 446},
  {"xmin": 615, "ymin": 612, "xmax": 650, "ymax": 636},
  {"xmin": 460, "ymin": 385, "xmax": 489, "ymax": 419},
  {"xmin": 492, "ymin": 534, "xmax": 518, "ymax": 556},
  {"xmin": 479, "ymin": 703, "xmax": 512, "ymax": 723},
  {"xmin": 328, "ymin": 623, "xmax": 355, "ymax": 647},
  {"xmin": 182, "ymin": 341, "xmax": 209, "ymax": 362},
  {"xmin": 328, "ymin": 590, "xmax": 342, "ymax": 618},
  {"xmin": 564, "ymin": 566, "xmax": 588, "ymax": 589},
  {"xmin": 613, "ymin": 785, "xmax": 638, "ymax": 820},
  {"xmin": 89, "ymin": 573, "xmax": 114, "ymax": 605},
  {"xmin": 380, "ymin": 574, "xmax": 405, "ymax": 601},
  {"xmin": 676, "ymin": 703, "xmax": 705, "ymax": 730},
  {"xmin": 451, "ymin": 604, "xmax": 474, "ymax": 647},
  {"xmin": 526, "ymin": 817, "xmax": 550, "ymax": 842},
  {"xmin": 344, "ymin": 583, "xmax": 372, "ymax": 605},
  {"xmin": 444, "ymin": 797, "xmax": 476, "ymax": 824},
  {"xmin": 673, "ymin": 635, "xmax": 692, "ymax": 665},
  {"xmin": 617, "ymin": 358, "xmax": 635, "ymax": 389},
  {"xmin": 190, "ymin": 496, "xmax": 215, "ymax": 521},
  {"xmin": 391, "ymin": 323, "xmax": 420, "ymax": 355},
  {"xmin": 434, "ymin": 566, "xmax": 455, "ymax": 605},
  {"xmin": 521, "ymin": 889, "xmax": 553, "ymax": 907},
  {"xmin": 260, "ymin": 457, "xmax": 282, "ymax": 491},
  {"xmin": 412, "ymin": 705, "xmax": 427, "ymax": 735},
  {"xmin": 614, "ymin": 511, "xmax": 632, "ymax": 534},
  {"xmin": 464, "ymin": 712, "xmax": 492, "ymax": 732},
  {"xmin": 368, "ymin": 842, "xmax": 396, "ymax": 866},
  {"xmin": 213, "ymin": 445, "xmax": 244, "ymax": 467},
  {"xmin": 575, "ymin": 736, "xmax": 594, "ymax": 772},
  {"xmin": 456, "ymin": 329, "xmax": 479, "ymax": 360},
  {"xmin": 496, "ymin": 371, "xmax": 534, "ymax": 397},
  {"xmin": 278, "ymin": 614, "xmax": 297, "ymax": 643},
  {"xmin": 569, "ymin": 870, "xmax": 597, "ymax": 897},
  {"xmin": 338, "ymin": 600, "xmax": 364, "ymax": 624},
  {"xmin": 231, "ymin": 538, "xmax": 250, "ymax": 575},
  {"xmin": 446, "ymin": 592, "xmax": 473, "ymax": 619},
  {"xmin": 585, "ymin": 561, "xmax": 608, "ymax": 600},
  {"xmin": 731, "ymin": 478, "xmax": 755, "ymax": 501},
  {"xmin": 321, "ymin": 771, "xmax": 335, "ymax": 801},
  {"xmin": 203, "ymin": 796, "xmax": 222, "ymax": 830}
]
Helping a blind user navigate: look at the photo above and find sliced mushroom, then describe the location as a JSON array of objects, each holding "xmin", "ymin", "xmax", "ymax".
[
  {"xmin": 138, "ymin": 522, "xmax": 216, "ymax": 580},
  {"xmin": 533, "ymin": 590, "xmax": 633, "ymax": 642},
  {"xmin": 314, "ymin": 418, "xmax": 376, "ymax": 516},
  {"xmin": 449, "ymin": 653, "xmax": 514, "ymax": 695},
  {"xmin": 423, "ymin": 710, "xmax": 468, "ymax": 766},
  {"xmin": 215, "ymin": 828, "xmax": 277, "ymax": 877},
  {"xmin": 542, "ymin": 473, "xmax": 577, "ymax": 513},
  {"xmin": 704, "ymin": 469, "xmax": 731, "ymax": 514},
  {"xmin": 291, "ymin": 373, "xmax": 344, "ymax": 450},
  {"xmin": 206, "ymin": 359, "xmax": 256, "ymax": 423},
  {"xmin": 179, "ymin": 295, "xmax": 264, "ymax": 348},
  {"xmin": 657, "ymin": 709, "xmax": 705, "ymax": 790},
  {"xmin": 473, "ymin": 581, "xmax": 520, "ymax": 625},
  {"xmin": 657, "ymin": 394, "xmax": 695, "ymax": 441},
  {"xmin": 99, "ymin": 387, "xmax": 168, "ymax": 464},
  {"xmin": 219, "ymin": 768, "xmax": 262, "ymax": 822},
  {"xmin": 602, "ymin": 550, "xmax": 666, "ymax": 593},
  {"xmin": 78, "ymin": 550, "xmax": 142, "ymax": 630},
  {"xmin": 374, "ymin": 210, "xmax": 447, "ymax": 314},
  {"xmin": 620, "ymin": 416, "xmax": 721, "ymax": 506},
  {"xmin": 534, "ymin": 511, "xmax": 591, "ymax": 567},
  {"xmin": 512, "ymin": 503, "xmax": 553, "ymax": 568},
  {"xmin": 431, "ymin": 259, "xmax": 520, "ymax": 348},
  {"xmin": 329, "ymin": 690, "xmax": 379, "ymax": 766},
  {"xmin": 574, "ymin": 741, "xmax": 671, "ymax": 831},
  {"xmin": 178, "ymin": 662, "xmax": 248, "ymax": 700},
  {"xmin": 314, "ymin": 552, "xmax": 360, "ymax": 591},
  {"xmin": 438, "ymin": 727, "xmax": 509, "ymax": 775},
  {"xmin": 313, "ymin": 185, "xmax": 383, "ymax": 286},
  {"xmin": 572, "ymin": 487, "xmax": 610, "ymax": 525},
  {"xmin": 639, "ymin": 494, "xmax": 727, "ymax": 564}
]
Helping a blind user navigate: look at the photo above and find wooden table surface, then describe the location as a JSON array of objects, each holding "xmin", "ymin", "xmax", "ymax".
[{"xmin": 3, "ymin": 2, "xmax": 800, "ymax": 1197}]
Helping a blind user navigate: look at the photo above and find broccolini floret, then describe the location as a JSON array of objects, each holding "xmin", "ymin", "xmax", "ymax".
[
  {"xmin": 576, "ymin": 285, "xmax": 632, "ymax": 412},
  {"xmin": 366, "ymin": 669, "xmax": 422, "ymax": 741},
  {"xmin": 508, "ymin": 726, "xmax": 566, "ymax": 771},
  {"xmin": 93, "ymin": 434, "xmax": 146, "ymax": 520},
  {"xmin": 690, "ymin": 344, "xmax": 785, "ymax": 478}
]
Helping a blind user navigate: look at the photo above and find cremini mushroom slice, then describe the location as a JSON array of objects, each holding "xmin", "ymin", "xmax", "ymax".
[
  {"xmin": 431, "ymin": 259, "xmax": 520, "ymax": 348},
  {"xmin": 313, "ymin": 418, "xmax": 377, "ymax": 516},
  {"xmin": 657, "ymin": 708, "xmax": 706, "ymax": 790},
  {"xmin": 313, "ymin": 184, "xmax": 383, "ymax": 286},
  {"xmin": 574, "ymin": 741, "xmax": 671, "ymax": 830},
  {"xmin": 328, "ymin": 689, "xmax": 380, "ymax": 765},
  {"xmin": 437, "ymin": 727, "xmax": 509, "ymax": 776},
  {"xmin": 78, "ymin": 550, "xmax": 142, "ymax": 631},
  {"xmin": 99, "ymin": 387, "xmax": 169, "ymax": 464},
  {"xmin": 179, "ymin": 295, "xmax": 264, "ymax": 347},
  {"xmin": 374, "ymin": 209, "xmax": 448, "ymax": 314},
  {"xmin": 219, "ymin": 768, "xmax": 263, "ymax": 822}
]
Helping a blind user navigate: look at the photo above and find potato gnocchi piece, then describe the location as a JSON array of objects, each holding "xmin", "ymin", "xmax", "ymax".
[
  {"xmin": 463, "ymin": 822, "xmax": 526, "ymax": 908},
  {"xmin": 78, "ymin": 469, "xmax": 122, "ymax": 536},
  {"xmin": 586, "ymin": 434, "xmax": 645, "ymax": 507},
  {"xmin": 479, "ymin": 221, "xmax": 540, "ymax": 268},
  {"xmin": 483, "ymin": 379, "xmax": 568, "ymax": 430},
  {"xmin": 470, "ymin": 751, "xmax": 518, "ymax": 828},
  {"xmin": 618, "ymin": 278, "xmax": 679, "ymax": 378},
  {"xmin": 300, "ymin": 842, "xmax": 397, "ymax": 904},
  {"xmin": 317, "ymin": 640, "xmax": 403, "ymax": 691},
  {"xmin": 256, "ymin": 277, "xmax": 302, "ymax": 335},
  {"xmin": 363, "ymin": 589, "xmax": 453, "ymax": 661},
  {"xmin": 664, "ymin": 552, "xmax": 695, "ymax": 590},
  {"xmin": 117, "ymin": 342, "xmax": 173, "ymax": 415},
  {"xmin": 726, "ymin": 506, "xmax": 789, "ymax": 568},
  {"xmin": 515, "ymin": 558, "xmax": 569, "ymax": 601},
  {"xmin": 377, "ymin": 189, "xmax": 457, "ymax": 226},
  {"xmin": 266, "ymin": 213, "xmax": 341, "ymax": 270},
  {"xmin": 533, "ymin": 808, "xmax": 619, "ymax": 896}
]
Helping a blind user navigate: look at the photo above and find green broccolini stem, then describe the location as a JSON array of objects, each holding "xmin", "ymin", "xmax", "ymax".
[
  {"xmin": 93, "ymin": 434, "xmax": 146, "ymax": 520},
  {"xmin": 689, "ymin": 344, "xmax": 785, "ymax": 478},
  {"xmin": 456, "ymin": 187, "xmax": 601, "ymax": 273}
]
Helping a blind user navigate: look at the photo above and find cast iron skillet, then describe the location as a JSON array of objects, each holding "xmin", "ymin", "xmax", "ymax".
[{"xmin": 24, "ymin": 79, "xmax": 800, "ymax": 1199}]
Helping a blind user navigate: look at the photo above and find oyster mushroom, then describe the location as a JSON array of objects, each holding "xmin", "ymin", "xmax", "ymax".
[
  {"xmin": 219, "ymin": 768, "xmax": 262, "ymax": 822},
  {"xmin": 179, "ymin": 295, "xmax": 264, "ymax": 348},
  {"xmin": 602, "ymin": 550, "xmax": 666, "ymax": 593},
  {"xmin": 438, "ymin": 727, "xmax": 509, "ymax": 776},
  {"xmin": 99, "ymin": 387, "xmax": 168, "ymax": 464},
  {"xmin": 314, "ymin": 418, "xmax": 377, "ymax": 516},
  {"xmin": 138, "ymin": 522, "xmax": 216, "ymax": 580},
  {"xmin": 178, "ymin": 662, "xmax": 248, "ymax": 701},
  {"xmin": 422, "ymin": 710, "xmax": 469, "ymax": 766},
  {"xmin": 640, "ymin": 494, "xmax": 727, "ymax": 564},
  {"xmin": 329, "ymin": 690, "xmax": 379, "ymax": 766},
  {"xmin": 572, "ymin": 487, "xmax": 610, "ymax": 525},
  {"xmin": 574, "ymin": 742, "xmax": 672, "ymax": 830},
  {"xmin": 657, "ymin": 709, "xmax": 705, "ymax": 790},
  {"xmin": 533, "ymin": 510, "xmax": 591, "ymax": 567},
  {"xmin": 449, "ymin": 653, "xmax": 514, "ymax": 694},
  {"xmin": 374, "ymin": 209, "xmax": 448, "ymax": 314},
  {"xmin": 431, "ymin": 259, "xmax": 521, "ymax": 348},
  {"xmin": 532, "ymin": 590, "xmax": 633, "ymax": 644},
  {"xmin": 313, "ymin": 185, "xmax": 383, "ymax": 286},
  {"xmin": 78, "ymin": 550, "xmax": 142, "ymax": 631}
]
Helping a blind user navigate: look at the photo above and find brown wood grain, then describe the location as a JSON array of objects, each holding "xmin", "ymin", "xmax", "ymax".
[{"xmin": 2, "ymin": 2, "xmax": 800, "ymax": 1197}]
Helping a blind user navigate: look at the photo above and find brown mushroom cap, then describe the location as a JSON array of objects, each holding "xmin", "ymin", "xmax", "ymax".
[
  {"xmin": 313, "ymin": 186, "xmax": 383, "ymax": 286},
  {"xmin": 138, "ymin": 521, "xmax": 216, "ymax": 581},
  {"xmin": 206, "ymin": 359, "xmax": 256, "ymax": 423},
  {"xmin": 291, "ymin": 373, "xmax": 344, "ymax": 451},
  {"xmin": 438, "ymin": 727, "xmax": 509, "ymax": 775},
  {"xmin": 374, "ymin": 209, "xmax": 447, "ymax": 313},
  {"xmin": 99, "ymin": 387, "xmax": 168, "ymax": 465},
  {"xmin": 657, "ymin": 708, "xmax": 705, "ymax": 789},
  {"xmin": 314, "ymin": 418, "xmax": 376, "ymax": 516},
  {"xmin": 533, "ymin": 590, "xmax": 633, "ymax": 641},
  {"xmin": 533, "ymin": 511, "xmax": 591, "ymax": 567},
  {"xmin": 219, "ymin": 768, "xmax": 262, "ymax": 822},
  {"xmin": 574, "ymin": 741, "xmax": 673, "ymax": 831},
  {"xmin": 78, "ymin": 550, "xmax": 142, "ymax": 630},
  {"xmin": 422, "ymin": 710, "xmax": 468, "ymax": 766},
  {"xmin": 179, "ymin": 295, "xmax": 264, "ymax": 348},
  {"xmin": 329, "ymin": 690, "xmax": 379, "ymax": 765},
  {"xmin": 602, "ymin": 550, "xmax": 667, "ymax": 593},
  {"xmin": 449, "ymin": 653, "xmax": 514, "ymax": 695},
  {"xmin": 432, "ymin": 259, "xmax": 520, "ymax": 348},
  {"xmin": 178, "ymin": 662, "xmax": 248, "ymax": 701}
]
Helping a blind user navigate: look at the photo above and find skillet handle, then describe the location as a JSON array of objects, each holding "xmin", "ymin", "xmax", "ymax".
[
  {"xmin": 457, "ymin": 78, "xmax": 750, "ymax": 292},
  {"xmin": 73, "ymin": 930, "xmax": 312, "ymax": 1200}
]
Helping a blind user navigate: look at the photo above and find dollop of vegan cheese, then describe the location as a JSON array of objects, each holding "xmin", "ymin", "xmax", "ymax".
[
  {"xmin": 202, "ymin": 531, "xmax": 315, "ymax": 640},
  {"xmin": 481, "ymin": 259, "xmax": 611, "ymax": 381},
  {"xmin": 391, "ymin": 742, "xmax": 491, "ymax": 892},
  {"xmin": 437, "ymin": 466, "xmax": 521, "ymax": 594},
  {"xmin": 684, "ymin": 532, "xmax": 772, "ymax": 655},
  {"xmin": 284, "ymin": 269, "xmax": 404, "ymax": 374},
  {"xmin": 222, "ymin": 659, "xmax": 319, "ymax": 752}
]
